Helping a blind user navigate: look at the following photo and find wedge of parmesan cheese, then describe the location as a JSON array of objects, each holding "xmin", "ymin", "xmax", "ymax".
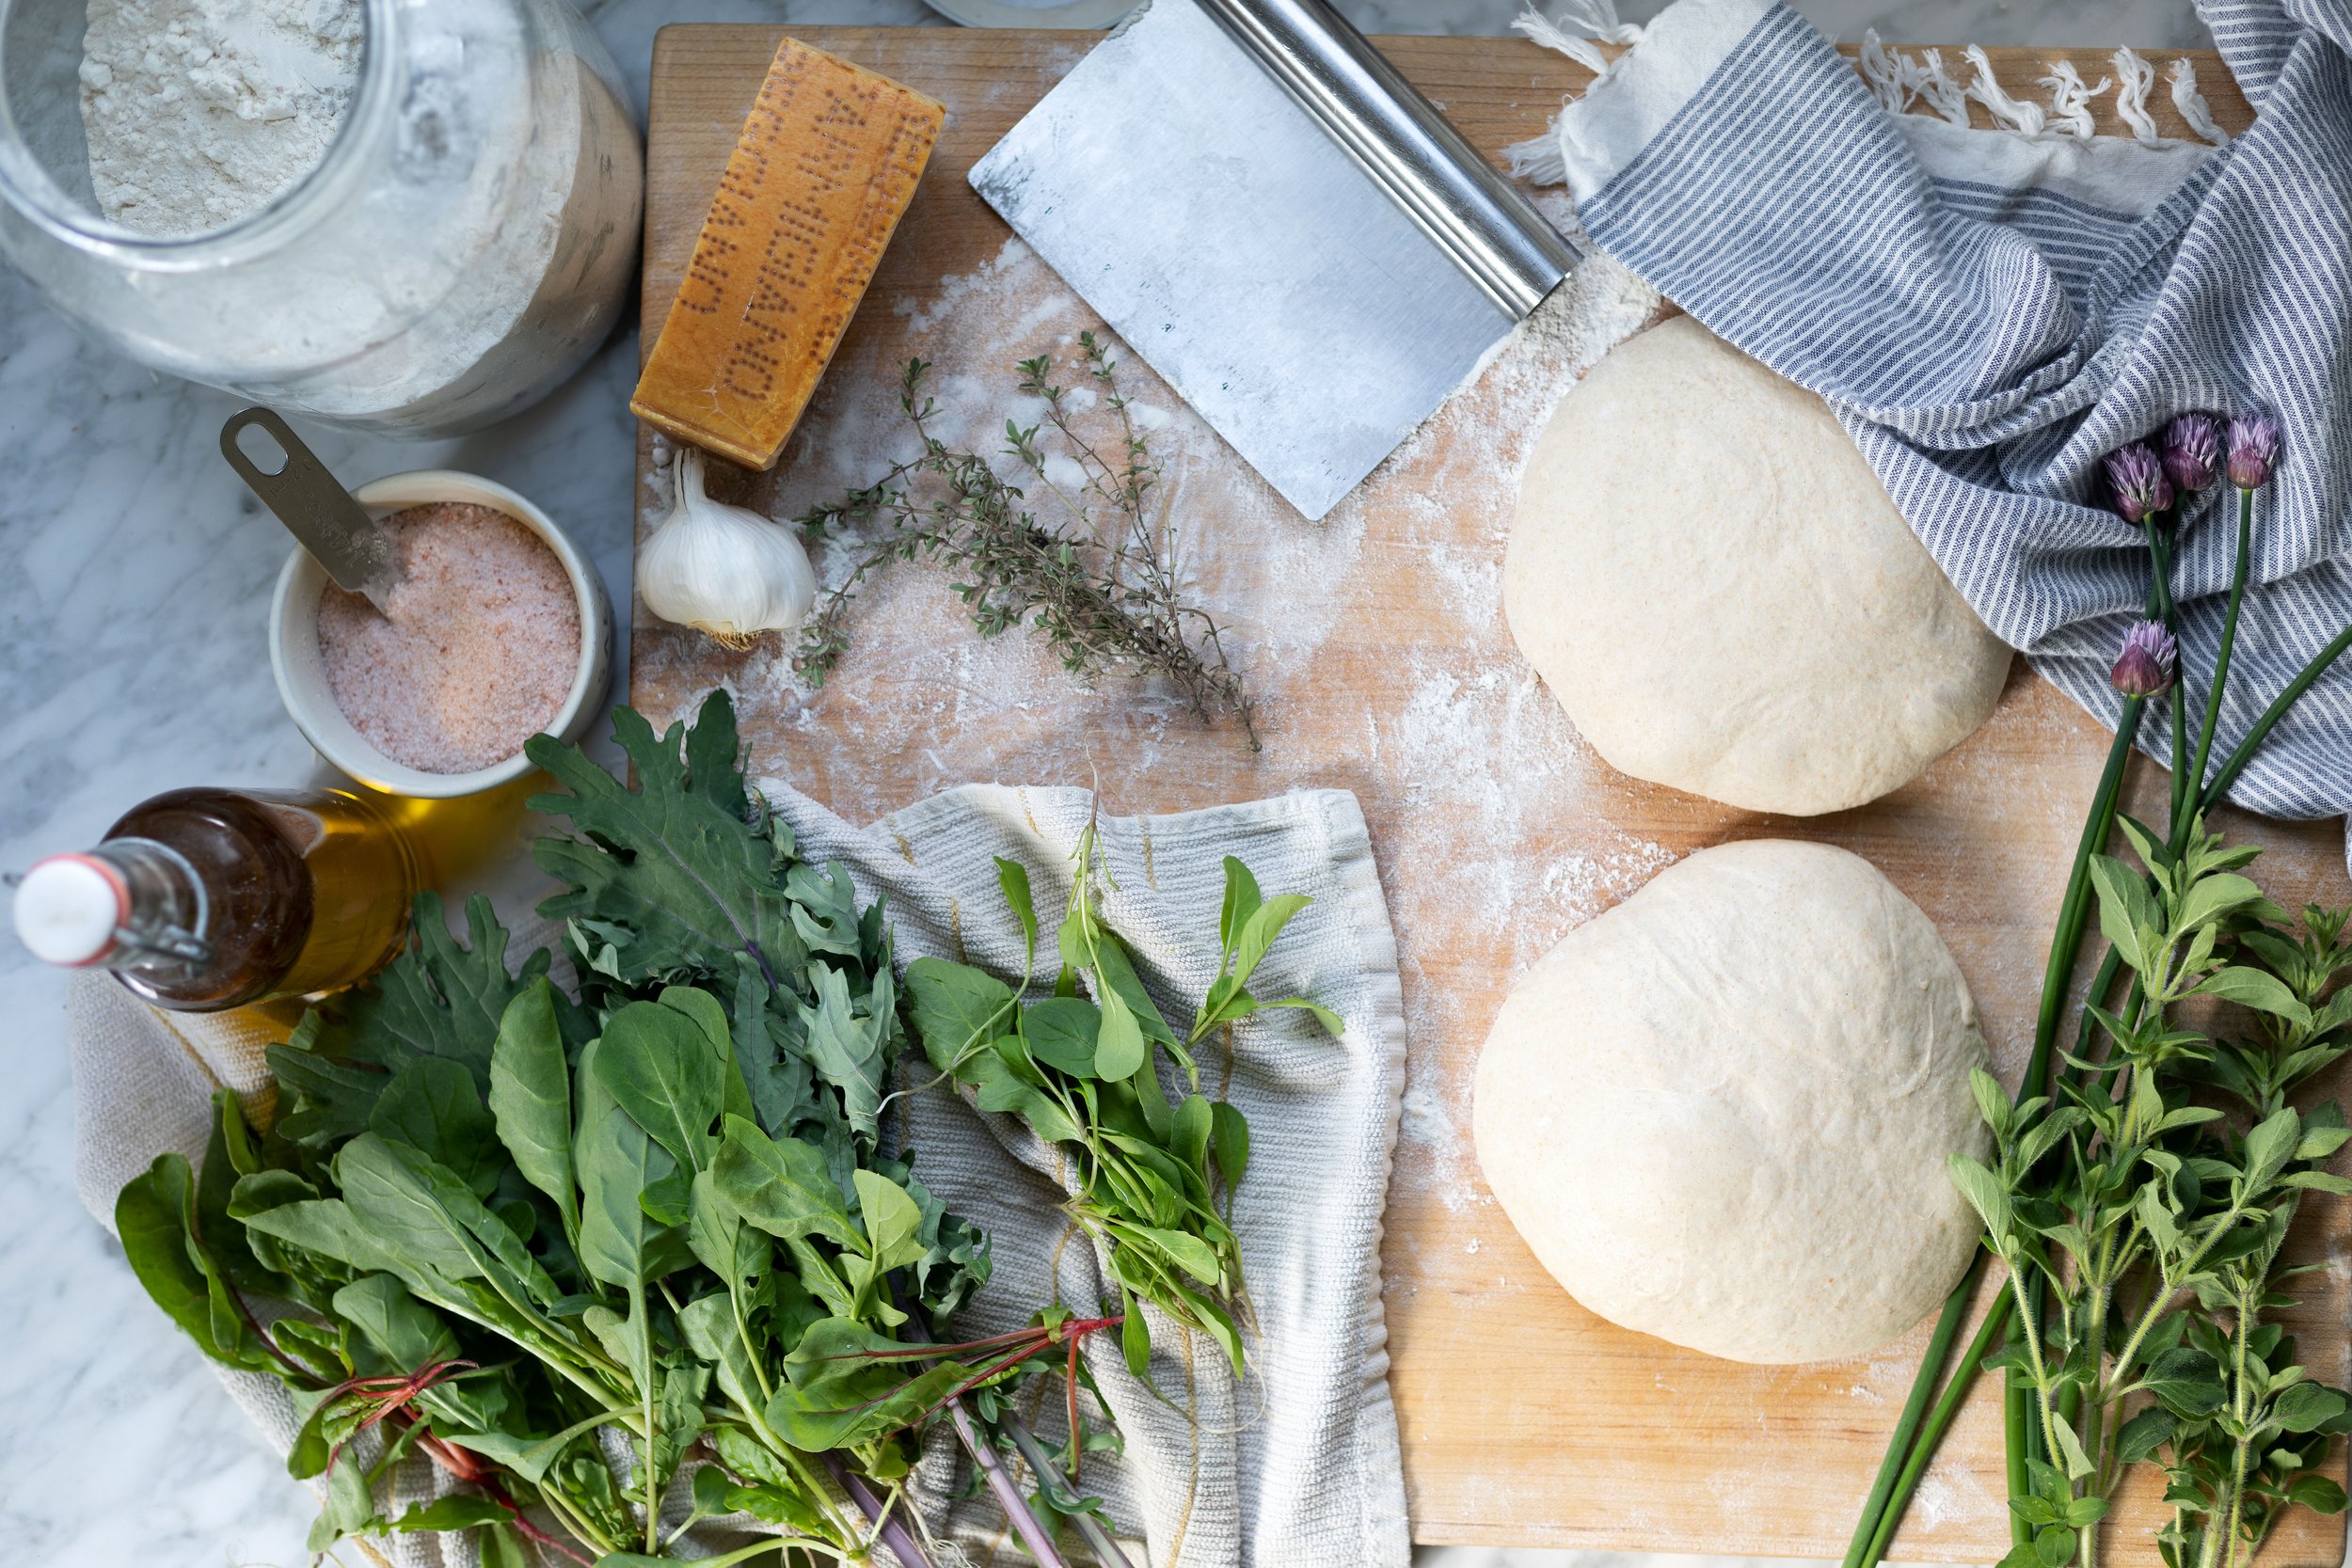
[{"xmin": 632, "ymin": 39, "xmax": 946, "ymax": 470}]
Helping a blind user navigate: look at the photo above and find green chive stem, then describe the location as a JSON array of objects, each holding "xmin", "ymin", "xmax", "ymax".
[
  {"xmin": 2188, "ymin": 489, "xmax": 2255, "ymax": 798},
  {"xmin": 1864, "ymin": 1283, "xmax": 2018, "ymax": 1568},
  {"xmin": 1842, "ymin": 1253, "xmax": 1986, "ymax": 1568},
  {"xmin": 2197, "ymin": 622, "xmax": 2352, "ymax": 813}
]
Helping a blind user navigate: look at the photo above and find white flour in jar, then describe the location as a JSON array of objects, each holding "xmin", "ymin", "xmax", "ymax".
[
  {"xmin": 80, "ymin": 0, "xmax": 363, "ymax": 237},
  {"xmin": 69, "ymin": 0, "xmax": 640, "ymax": 433}
]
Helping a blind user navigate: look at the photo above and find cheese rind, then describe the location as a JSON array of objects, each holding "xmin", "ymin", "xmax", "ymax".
[{"xmin": 631, "ymin": 38, "xmax": 945, "ymax": 470}]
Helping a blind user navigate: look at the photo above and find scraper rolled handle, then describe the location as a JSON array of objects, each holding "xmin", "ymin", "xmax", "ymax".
[
  {"xmin": 1193, "ymin": 0, "xmax": 1579, "ymax": 316},
  {"xmin": 218, "ymin": 406, "xmax": 400, "ymax": 602}
]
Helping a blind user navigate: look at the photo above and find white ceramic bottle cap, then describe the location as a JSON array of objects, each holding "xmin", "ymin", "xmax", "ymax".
[{"xmin": 13, "ymin": 853, "xmax": 127, "ymax": 967}]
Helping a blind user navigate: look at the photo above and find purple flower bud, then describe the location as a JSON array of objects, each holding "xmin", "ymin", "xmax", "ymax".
[
  {"xmin": 2103, "ymin": 442, "xmax": 2173, "ymax": 524},
  {"xmin": 2161, "ymin": 413, "xmax": 2221, "ymax": 495},
  {"xmin": 2110, "ymin": 619, "xmax": 2178, "ymax": 699},
  {"xmin": 2228, "ymin": 413, "xmax": 2280, "ymax": 489}
]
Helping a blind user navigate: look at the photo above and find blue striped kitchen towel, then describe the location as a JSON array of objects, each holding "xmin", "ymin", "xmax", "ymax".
[{"xmin": 1511, "ymin": 0, "xmax": 2352, "ymax": 821}]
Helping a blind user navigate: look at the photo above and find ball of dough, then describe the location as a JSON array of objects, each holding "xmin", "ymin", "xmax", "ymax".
[
  {"xmin": 1471, "ymin": 839, "xmax": 1989, "ymax": 1364},
  {"xmin": 1505, "ymin": 316, "xmax": 2010, "ymax": 816}
]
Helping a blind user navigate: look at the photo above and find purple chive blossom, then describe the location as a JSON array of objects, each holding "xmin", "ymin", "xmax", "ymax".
[
  {"xmin": 2110, "ymin": 619, "xmax": 2179, "ymax": 698},
  {"xmin": 2228, "ymin": 413, "xmax": 2280, "ymax": 489},
  {"xmin": 2161, "ymin": 413, "xmax": 2222, "ymax": 495},
  {"xmin": 2103, "ymin": 442, "xmax": 2174, "ymax": 524}
]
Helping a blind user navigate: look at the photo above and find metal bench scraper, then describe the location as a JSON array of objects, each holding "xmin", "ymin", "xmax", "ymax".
[{"xmin": 970, "ymin": 0, "xmax": 1580, "ymax": 520}]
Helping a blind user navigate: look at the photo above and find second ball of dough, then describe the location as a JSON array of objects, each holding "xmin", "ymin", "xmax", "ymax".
[
  {"xmin": 1472, "ymin": 839, "xmax": 1990, "ymax": 1365},
  {"xmin": 1506, "ymin": 315, "xmax": 2011, "ymax": 816}
]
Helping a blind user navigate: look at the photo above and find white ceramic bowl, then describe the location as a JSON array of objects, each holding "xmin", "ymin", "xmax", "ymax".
[{"xmin": 270, "ymin": 469, "xmax": 612, "ymax": 800}]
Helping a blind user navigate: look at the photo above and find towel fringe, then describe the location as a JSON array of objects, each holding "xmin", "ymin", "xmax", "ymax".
[
  {"xmin": 1965, "ymin": 43, "xmax": 2047, "ymax": 136},
  {"xmin": 1508, "ymin": 0, "xmax": 1650, "ymax": 183},
  {"xmin": 1508, "ymin": 24, "xmax": 2227, "ymax": 186},
  {"xmin": 1512, "ymin": 0, "xmax": 1645, "ymax": 76},
  {"xmin": 2112, "ymin": 47, "xmax": 2163, "ymax": 142},
  {"xmin": 1858, "ymin": 30, "xmax": 1917, "ymax": 114},
  {"xmin": 1503, "ymin": 131, "xmax": 1570, "ymax": 183},
  {"xmin": 2168, "ymin": 56, "xmax": 2233, "ymax": 145},
  {"xmin": 1913, "ymin": 47, "xmax": 1977, "ymax": 127},
  {"xmin": 2039, "ymin": 60, "xmax": 2111, "ymax": 140}
]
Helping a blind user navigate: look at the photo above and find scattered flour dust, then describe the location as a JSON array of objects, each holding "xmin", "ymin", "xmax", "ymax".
[
  {"xmin": 80, "ymin": 0, "xmax": 362, "ymax": 236},
  {"xmin": 651, "ymin": 210, "xmax": 1669, "ymax": 1216}
]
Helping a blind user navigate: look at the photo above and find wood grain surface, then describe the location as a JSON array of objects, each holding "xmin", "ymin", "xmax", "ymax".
[{"xmin": 630, "ymin": 26, "xmax": 2346, "ymax": 1563}]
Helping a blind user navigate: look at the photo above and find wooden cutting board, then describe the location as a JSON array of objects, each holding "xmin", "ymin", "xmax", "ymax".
[{"xmin": 631, "ymin": 26, "xmax": 2350, "ymax": 1564}]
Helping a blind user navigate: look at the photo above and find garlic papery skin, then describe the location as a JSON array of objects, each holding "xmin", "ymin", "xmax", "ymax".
[{"xmin": 638, "ymin": 446, "xmax": 817, "ymax": 649}]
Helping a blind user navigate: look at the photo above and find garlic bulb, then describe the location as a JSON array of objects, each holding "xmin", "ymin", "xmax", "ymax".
[{"xmin": 638, "ymin": 446, "xmax": 817, "ymax": 648}]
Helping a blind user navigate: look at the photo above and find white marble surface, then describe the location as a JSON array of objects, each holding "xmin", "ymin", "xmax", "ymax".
[{"xmin": 0, "ymin": 1, "xmax": 2203, "ymax": 1565}]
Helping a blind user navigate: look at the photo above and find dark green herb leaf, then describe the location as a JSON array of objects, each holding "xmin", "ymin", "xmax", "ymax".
[
  {"xmin": 381, "ymin": 1496, "xmax": 510, "ymax": 1532},
  {"xmin": 574, "ymin": 1038, "xmax": 689, "ymax": 1290},
  {"xmin": 594, "ymin": 996, "xmax": 727, "ymax": 1171},
  {"xmin": 2196, "ymin": 966, "xmax": 2314, "ymax": 1026},
  {"xmin": 487, "ymin": 976, "xmax": 579, "ymax": 1241},
  {"xmin": 997, "ymin": 856, "xmax": 1040, "ymax": 969},
  {"xmin": 115, "ymin": 1153, "xmax": 268, "ymax": 1371},
  {"xmin": 1210, "ymin": 1101, "xmax": 1249, "ymax": 1194},
  {"xmin": 712, "ymin": 1115, "xmax": 862, "ymax": 1249},
  {"xmin": 528, "ymin": 695, "xmax": 810, "ymax": 992},
  {"xmin": 1022, "ymin": 998, "xmax": 1102, "ymax": 1077},
  {"xmin": 370, "ymin": 1057, "xmax": 500, "ymax": 1198}
]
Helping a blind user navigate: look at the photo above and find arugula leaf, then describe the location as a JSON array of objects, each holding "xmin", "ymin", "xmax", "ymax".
[
  {"xmin": 803, "ymin": 962, "xmax": 894, "ymax": 1143},
  {"xmin": 529, "ymin": 695, "xmax": 811, "ymax": 993},
  {"xmin": 869, "ymin": 1152, "xmax": 992, "ymax": 1319},
  {"xmin": 271, "ymin": 894, "xmax": 548, "ymax": 1148},
  {"xmin": 729, "ymin": 954, "xmax": 816, "ymax": 1136}
]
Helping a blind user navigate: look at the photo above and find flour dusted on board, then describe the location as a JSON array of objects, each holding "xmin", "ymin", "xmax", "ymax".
[{"xmin": 81, "ymin": 0, "xmax": 363, "ymax": 237}]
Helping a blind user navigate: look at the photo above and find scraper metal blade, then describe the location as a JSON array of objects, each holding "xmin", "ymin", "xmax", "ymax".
[{"xmin": 970, "ymin": 0, "xmax": 1578, "ymax": 520}]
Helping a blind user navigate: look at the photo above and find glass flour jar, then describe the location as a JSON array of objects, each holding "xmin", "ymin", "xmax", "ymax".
[{"xmin": 0, "ymin": 0, "xmax": 641, "ymax": 436}]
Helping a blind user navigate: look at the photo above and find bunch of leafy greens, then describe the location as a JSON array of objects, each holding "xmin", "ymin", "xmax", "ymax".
[
  {"xmin": 1848, "ymin": 456, "xmax": 2352, "ymax": 1568},
  {"xmin": 115, "ymin": 694, "xmax": 1004, "ymax": 1567},
  {"xmin": 793, "ymin": 335, "xmax": 1259, "ymax": 750},
  {"xmin": 902, "ymin": 817, "xmax": 1340, "ymax": 1378}
]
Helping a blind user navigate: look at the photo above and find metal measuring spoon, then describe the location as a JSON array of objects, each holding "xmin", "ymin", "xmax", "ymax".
[{"xmin": 219, "ymin": 406, "xmax": 403, "ymax": 614}]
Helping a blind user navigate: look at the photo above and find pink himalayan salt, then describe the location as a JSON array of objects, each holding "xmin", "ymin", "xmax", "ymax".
[{"xmin": 318, "ymin": 502, "xmax": 580, "ymax": 774}]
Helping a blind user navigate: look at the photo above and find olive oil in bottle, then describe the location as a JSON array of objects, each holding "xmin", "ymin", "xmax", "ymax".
[{"xmin": 11, "ymin": 786, "xmax": 422, "ymax": 1011}]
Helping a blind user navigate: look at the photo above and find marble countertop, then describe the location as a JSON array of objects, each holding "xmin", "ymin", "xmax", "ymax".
[{"xmin": 0, "ymin": 0, "xmax": 2204, "ymax": 1564}]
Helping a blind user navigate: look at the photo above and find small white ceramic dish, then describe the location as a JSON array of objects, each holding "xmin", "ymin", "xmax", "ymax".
[{"xmin": 270, "ymin": 469, "xmax": 612, "ymax": 800}]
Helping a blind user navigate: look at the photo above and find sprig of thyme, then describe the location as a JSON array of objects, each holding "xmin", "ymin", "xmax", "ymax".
[{"xmin": 795, "ymin": 334, "xmax": 1259, "ymax": 749}]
